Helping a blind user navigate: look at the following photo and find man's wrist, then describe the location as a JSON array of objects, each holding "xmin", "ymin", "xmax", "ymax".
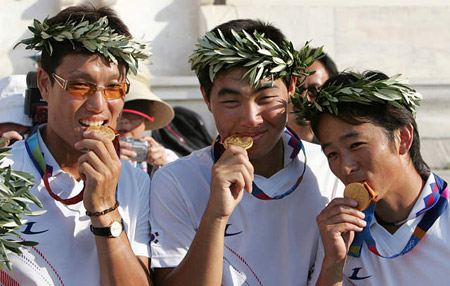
[
  {"xmin": 90, "ymin": 218, "xmax": 124, "ymax": 238},
  {"xmin": 86, "ymin": 201, "xmax": 120, "ymax": 217},
  {"xmin": 203, "ymin": 204, "xmax": 231, "ymax": 225},
  {"xmin": 89, "ymin": 209, "xmax": 122, "ymax": 227},
  {"xmin": 317, "ymin": 257, "xmax": 346, "ymax": 286}
]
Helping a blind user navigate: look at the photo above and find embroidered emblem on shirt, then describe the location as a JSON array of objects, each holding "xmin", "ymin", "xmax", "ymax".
[
  {"xmin": 21, "ymin": 221, "xmax": 49, "ymax": 235},
  {"xmin": 224, "ymin": 224, "xmax": 242, "ymax": 237},
  {"xmin": 151, "ymin": 229, "xmax": 163, "ymax": 246},
  {"xmin": 348, "ymin": 267, "xmax": 372, "ymax": 280}
]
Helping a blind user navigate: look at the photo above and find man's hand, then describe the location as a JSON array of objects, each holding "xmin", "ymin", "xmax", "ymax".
[
  {"xmin": 0, "ymin": 131, "xmax": 24, "ymax": 147},
  {"xmin": 315, "ymin": 198, "xmax": 366, "ymax": 285},
  {"xmin": 206, "ymin": 145, "xmax": 254, "ymax": 220},
  {"xmin": 75, "ymin": 130, "xmax": 121, "ymax": 213}
]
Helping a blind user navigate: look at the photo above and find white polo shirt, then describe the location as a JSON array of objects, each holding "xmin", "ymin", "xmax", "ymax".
[
  {"xmin": 310, "ymin": 173, "xmax": 450, "ymax": 286},
  {"xmin": 150, "ymin": 130, "xmax": 343, "ymax": 285},
  {"xmin": 0, "ymin": 129, "xmax": 151, "ymax": 286}
]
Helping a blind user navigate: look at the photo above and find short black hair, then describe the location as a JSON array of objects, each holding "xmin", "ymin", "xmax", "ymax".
[
  {"xmin": 311, "ymin": 71, "xmax": 429, "ymax": 177},
  {"xmin": 310, "ymin": 48, "xmax": 338, "ymax": 78}
]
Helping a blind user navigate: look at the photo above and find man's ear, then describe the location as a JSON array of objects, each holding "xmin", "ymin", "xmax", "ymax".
[
  {"xmin": 288, "ymin": 76, "xmax": 297, "ymax": 96},
  {"xmin": 37, "ymin": 68, "xmax": 51, "ymax": 102},
  {"xmin": 200, "ymin": 86, "xmax": 212, "ymax": 113},
  {"xmin": 398, "ymin": 123, "xmax": 414, "ymax": 155}
]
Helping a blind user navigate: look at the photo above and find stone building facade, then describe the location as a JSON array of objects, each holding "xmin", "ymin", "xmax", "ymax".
[{"xmin": 1, "ymin": 0, "xmax": 448, "ymax": 179}]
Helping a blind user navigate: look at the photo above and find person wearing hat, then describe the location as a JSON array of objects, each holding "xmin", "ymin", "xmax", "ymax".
[
  {"xmin": 0, "ymin": 75, "xmax": 32, "ymax": 147},
  {"xmin": 118, "ymin": 71, "xmax": 177, "ymax": 174}
]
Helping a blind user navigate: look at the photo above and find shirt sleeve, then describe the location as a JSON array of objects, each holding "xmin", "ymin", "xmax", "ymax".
[
  {"xmin": 308, "ymin": 236, "xmax": 326, "ymax": 285},
  {"xmin": 149, "ymin": 168, "xmax": 197, "ymax": 268},
  {"xmin": 127, "ymin": 170, "xmax": 152, "ymax": 258}
]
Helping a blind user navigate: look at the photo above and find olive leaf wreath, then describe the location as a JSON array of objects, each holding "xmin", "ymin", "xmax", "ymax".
[
  {"xmin": 292, "ymin": 72, "xmax": 422, "ymax": 121},
  {"xmin": 16, "ymin": 16, "xmax": 151, "ymax": 75},
  {"xmin": 189, "ymin": 28, "xmax": 322, "ymax": 90}
]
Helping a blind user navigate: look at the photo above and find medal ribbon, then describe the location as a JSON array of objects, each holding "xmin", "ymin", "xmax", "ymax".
[
  {"xmin": 25, "ymin": 129, "xmax": 120, "ymax": 205},
  {"xmin": 349, "ymin": 173, "xmax": 449, "ymax": 258},
  {"xmin": 210, "ymin": 127, "xmax": 307, "ymax": 200}
]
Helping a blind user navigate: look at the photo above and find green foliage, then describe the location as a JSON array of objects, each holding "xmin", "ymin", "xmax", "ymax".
[
  {"xmin": 189, "ymin": 28, "xmax": 322, "ymax": 94},
  {"xmin": 0, "ymin": 148, "xmax": 45, "ymax": 270},
  {"xmin": 292, "ymin": 72, "xmax": 423, "ymax": 121},
  {"xmin": 15, "ymin": 16, "xmax": 151, "ymax": 75}
]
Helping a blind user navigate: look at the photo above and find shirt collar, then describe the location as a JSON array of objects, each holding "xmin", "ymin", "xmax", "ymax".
[
  {"xmin": 408, "ymin": 173, "xmax": 439, "ymax": 219},
  {"xmin": 37, "ymin": 124, "xmax": 65, "ymax": 177},
  {"xmin": 371, "ymin": 173, "xmax": 440, "ymax": 227},
  {"xmin": 282, "ymin": 128, "xmax": 304, "ymax": 168}
]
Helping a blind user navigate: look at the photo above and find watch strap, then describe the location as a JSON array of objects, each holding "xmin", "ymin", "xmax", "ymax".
[{"xmin": 90, "ymin": 219, "xmax": 124, "ymax": 237}]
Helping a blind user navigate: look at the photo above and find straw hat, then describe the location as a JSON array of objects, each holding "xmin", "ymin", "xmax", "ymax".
[
  {"xmin": 124, "ymin": 72, "xmax": 174, "ymax": 130},
  {"xmin": 0, "ymin": 75, "xmax": 32, "ymax": 127}
]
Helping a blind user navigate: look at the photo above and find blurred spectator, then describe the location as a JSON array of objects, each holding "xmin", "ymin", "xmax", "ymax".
[
  {"xmin": 0, "ymin": 75, "xmax": 32, "ymax": 147},
  {"xmin": 288, "ymin": 49, "xmax": 338, "ymax": 143},
  {"xmin": 152, "ymin": 105, "xmax": 214, "ymax": 157},
  {"xmin": 118, "ymin": 71, "xmax": 177, "ymax": 175}
]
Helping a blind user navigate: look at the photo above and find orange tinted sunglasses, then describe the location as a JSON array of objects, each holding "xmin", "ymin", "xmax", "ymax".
[{"xmin": 52, "ymin": 73, "xmax": 129, "ymax": 100}]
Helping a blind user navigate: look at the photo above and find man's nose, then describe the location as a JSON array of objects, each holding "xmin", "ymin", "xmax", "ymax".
[
  {"xmin": 85, "ymin": 89, "xmax": 106, "ymax": 112},
  {"xmin": 240, "ymin": 103, "xmax": 263, "ymax": 127},
  {"xmin": 340, "ymin": 154, "xmax": 359, "ymax": 176}
]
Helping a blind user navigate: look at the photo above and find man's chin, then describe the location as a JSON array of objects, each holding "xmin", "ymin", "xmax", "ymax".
[{"xmin": 247, "ymin": 144, "xmax": 271, "ymax": 162}]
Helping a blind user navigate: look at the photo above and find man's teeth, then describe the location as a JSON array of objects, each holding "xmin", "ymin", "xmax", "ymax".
[{"xmin": 80, "ymin": 120, "xmax": 104, "ymax": 126}]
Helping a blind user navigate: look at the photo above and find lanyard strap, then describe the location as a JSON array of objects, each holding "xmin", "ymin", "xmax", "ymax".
[
  {"xmin": 25, "ymin": 131, "xmax": 120, "ymax": 206},
  {"xmin": 349, "ymin": 173, "xmax": 449, "ymax": 258},
  {"xmin": 210, "ymin": 127, "xmax": 307, "ymax": 200},
  {"xmin": 25, "ymin": 132, "xmax": 84, "ymax": 205}
]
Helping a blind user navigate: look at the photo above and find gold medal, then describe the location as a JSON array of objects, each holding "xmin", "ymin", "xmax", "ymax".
[
  {"xmin": 222, "ymin": 135, "xmax": 253, "ymax": 150},
  {"xmin": 344, "ymin": 182, "xmax": 373, "ymax": 211},
  {"xmin": 87, "ymin": 125, "xmax": 116, "ymax": 141}
]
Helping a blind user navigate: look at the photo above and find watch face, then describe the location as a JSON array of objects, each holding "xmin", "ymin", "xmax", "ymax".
[{"xmin": 110, "ymin": 221, "xmax": 123, "ymax": 237}]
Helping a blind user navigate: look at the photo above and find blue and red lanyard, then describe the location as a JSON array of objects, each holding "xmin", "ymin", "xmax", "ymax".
[
  {"xmin": 210, "ymin": 127, "xmax": 307, "ymax": 200},
  {"xmin": 349, "ymin": 173, "xmax": 449, "ymax": 258},
  {"xmin": 25, "ymin": 130, "xmax": 120, "ymax": 205}
]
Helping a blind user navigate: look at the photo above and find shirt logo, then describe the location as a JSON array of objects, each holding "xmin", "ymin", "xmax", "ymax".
[
  {"xmin": 151, "ymin": 229, "xmax": 163, "ymax": 246},
  {"xmin": 348, "ymin": 267, "xmax": 372, "ymax": 280},
  {"xmin": 21, "ymin": 222, "xmax": 49, "ymax": 235},
  {"xmin": 151, "ymin": 231, "xmax": 160, "ymax": 244},
  {"xmin": 224, "ymin": 224, "xmax": 242, "ymax": 237}
]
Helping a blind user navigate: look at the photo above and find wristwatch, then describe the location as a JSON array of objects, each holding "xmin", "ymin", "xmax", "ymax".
[{"xmin": 90, "ymin": 219, "xmax": 124, "ymax": 238}]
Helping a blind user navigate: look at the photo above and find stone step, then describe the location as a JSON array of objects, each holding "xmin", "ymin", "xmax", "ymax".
[{"xmin": 414, "ymin": 84, "xmax": 450, "ymax": 182}]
